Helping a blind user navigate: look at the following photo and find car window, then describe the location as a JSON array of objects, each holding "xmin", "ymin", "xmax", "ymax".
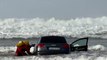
[
  {"xmin": 72, "ymin": 39, "xmax": 87, "ymax": 47},
  {"xmin": 40, "ymin": 36, "xmax": 67, "ymax": 43}
]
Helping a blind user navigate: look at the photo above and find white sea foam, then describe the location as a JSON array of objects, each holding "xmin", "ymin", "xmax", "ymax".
[
  {"xmin": 0, "ymin": 45, "xmax": 107, "ymax": 60},
  {"xmin": 0, "ymin": 16, "xmax": 107, "ymax": 38},
  {"xmin": 89, "ymin": 45, "xmax": 106, "ymax": 51}
]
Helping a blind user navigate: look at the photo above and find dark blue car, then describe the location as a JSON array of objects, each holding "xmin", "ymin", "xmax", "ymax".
[
  {"xmin": 33, "ymin": 36, "xmax": 70, "ymax": 55},
  {"xmin": 32, "ymin": 36, "xmax": 88, "ymax": 55}
]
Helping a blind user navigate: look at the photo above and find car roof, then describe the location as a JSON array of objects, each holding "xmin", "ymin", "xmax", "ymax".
[{"xmin": 41, "ymin": 36, "xmax": 65, "ymax": 38}]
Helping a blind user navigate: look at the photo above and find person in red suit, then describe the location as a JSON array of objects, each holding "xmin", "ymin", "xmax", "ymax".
[{"xmin": 15, "ymin": 40, "xmax": 32, "ymax": 56}]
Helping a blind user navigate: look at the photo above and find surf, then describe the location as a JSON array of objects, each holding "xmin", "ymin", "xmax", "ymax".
[{"xmin": 0, "ymin": 16, "xmax": 107, "ymax": 39}]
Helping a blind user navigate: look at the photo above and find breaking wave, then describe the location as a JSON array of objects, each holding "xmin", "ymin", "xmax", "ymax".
[
  {"xmin": 0, "ymin": 45, "xmax": 107, "ymax": 60},
  {"xmin": 0, "ymin": 16, "xmax": 107, "ymax": 38}
]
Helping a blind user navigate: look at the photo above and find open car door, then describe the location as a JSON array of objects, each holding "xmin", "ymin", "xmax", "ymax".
[{"xmin": 70, "ymin": 37, "xmax": 88, "ymax": 51}]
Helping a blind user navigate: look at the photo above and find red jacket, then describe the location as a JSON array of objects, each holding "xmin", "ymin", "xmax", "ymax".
[{"xmin": 15, "ymin": 45, "xmax": 31, "ymax": 56}]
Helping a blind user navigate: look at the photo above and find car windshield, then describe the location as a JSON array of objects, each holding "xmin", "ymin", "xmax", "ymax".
[{"xmin": 40, "ymin": 36, "xmax": 67, "ymax": 43}]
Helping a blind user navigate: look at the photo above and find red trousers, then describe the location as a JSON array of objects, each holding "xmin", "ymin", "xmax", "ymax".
[{"xmin": 15, "ymin": 45, "xmax": 31, "ymax": 56}]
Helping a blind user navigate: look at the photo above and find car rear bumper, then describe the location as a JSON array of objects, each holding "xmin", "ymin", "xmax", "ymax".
[{"xmin": 37, "ymin": 49, "xmax": 70, "ymax": 55}]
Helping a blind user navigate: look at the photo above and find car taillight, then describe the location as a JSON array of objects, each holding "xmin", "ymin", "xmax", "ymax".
[
  {"xmin": 37, "ymin": 43, "xmax": 45, "ymax": 48},
  {"xmin": 63, "ymin": 43, "xmax": 69, "ymax": 48}
]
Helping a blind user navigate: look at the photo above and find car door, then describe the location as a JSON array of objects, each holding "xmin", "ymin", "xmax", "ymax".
[{"xmin": 70, "ymin": 37, "xmax": 88, "ymax": 51}]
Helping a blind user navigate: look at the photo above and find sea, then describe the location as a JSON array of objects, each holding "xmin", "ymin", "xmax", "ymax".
[{"xmin": 0, "ymin": 17, "xmax": 107, "ymax": 60}]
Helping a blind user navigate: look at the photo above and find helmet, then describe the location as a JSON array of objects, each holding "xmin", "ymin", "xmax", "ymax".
[
  {"xmin": 23, "ymin": 40, "xmax": 29, "ymax": 46},
  {"xmin": 16, "ymin": 41, "xmax": 24, "ymax": 47}
]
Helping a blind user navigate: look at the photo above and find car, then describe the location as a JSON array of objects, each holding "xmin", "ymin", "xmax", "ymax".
[
  {"xmin": 31, "ymin": 36, "xmax": 88, "ymax": 55},
  {"xmin": 70, "ymin": 37, "xmax": 88, "ymax": 51},
  {"xmin": 33, "ymin": 36, "xmax": 70, "ymax": 55}
]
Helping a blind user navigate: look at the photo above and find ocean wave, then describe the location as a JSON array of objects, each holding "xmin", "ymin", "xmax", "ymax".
[
  {"xmin": 0, "ymin": 16, "xmax": 107, "ymax": 38},
  {"xmin": 88, "ymin": 45, "xmax": 107, "ymax": 51},
  {"xmin": 0, "ymin": 45, "xmax": 107, "ymax": 60},
  {"xmin": 0, "ymin": 45, "xmax": 106, "ymax": 54}
]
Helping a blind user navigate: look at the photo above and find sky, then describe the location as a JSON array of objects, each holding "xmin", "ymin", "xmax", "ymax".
[{"xmin": 0, "ymin": 0, "xmax": 107, "ymax": 19}]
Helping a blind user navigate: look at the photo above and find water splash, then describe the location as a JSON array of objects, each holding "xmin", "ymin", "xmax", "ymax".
[{"xmin": 0, "ymin": 45, "xmax": 107, "ymax": 60}]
